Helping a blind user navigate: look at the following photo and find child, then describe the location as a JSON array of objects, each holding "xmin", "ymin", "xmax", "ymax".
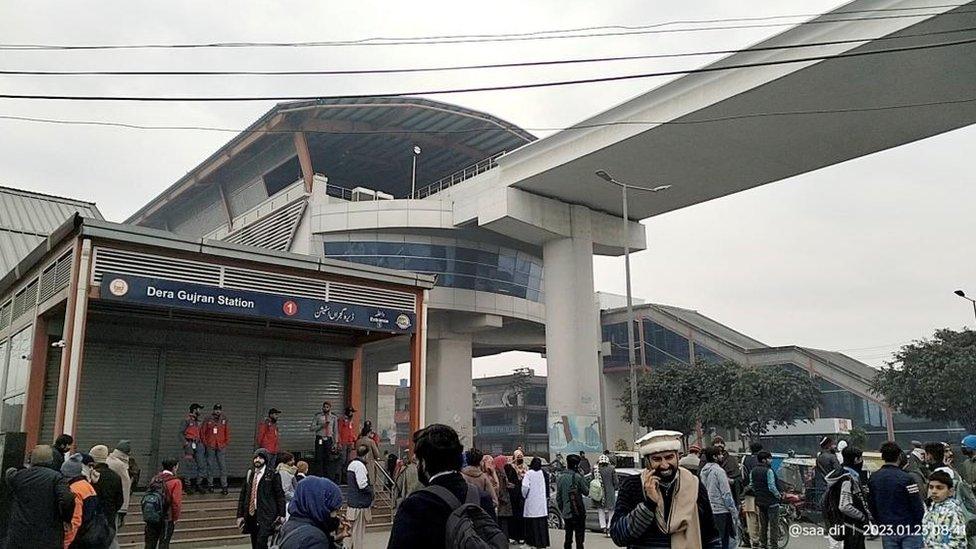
[{"xmin": 923, "ymin": 470, "xmax": 968, "ymax": 548}]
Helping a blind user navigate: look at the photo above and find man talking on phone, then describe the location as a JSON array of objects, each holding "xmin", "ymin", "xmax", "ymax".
[{"xmin": 610, "ymin": 430, "xmax": 721, "ymax": 548}]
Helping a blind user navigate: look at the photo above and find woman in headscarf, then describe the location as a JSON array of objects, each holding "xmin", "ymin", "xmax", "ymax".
[
  {"xmin": 504, "ymin": 461, "xmax": 526, "ymax": 545},
  {"xmin": 521, "ymin": 456, "xmax": 550, "ymax": 548},
  {"xmin": 494, "ymin": 455, "xmax": 514, "ymax": 541},
  {"xmin": 512, "ymin": 449, "xmax": 528, "ymax": 479},
  {"xmin": 480, "ymin": 454, "xmax": 500, "ymax": 496},
  {"xmin": 278, "ymin": 476, "xmax": 348, "ymax": 549}
]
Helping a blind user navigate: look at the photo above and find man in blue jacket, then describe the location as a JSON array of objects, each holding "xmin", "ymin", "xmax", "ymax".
[{"xmin": 868, "ymin": 442, "xmax": 926, "ymax": 549}]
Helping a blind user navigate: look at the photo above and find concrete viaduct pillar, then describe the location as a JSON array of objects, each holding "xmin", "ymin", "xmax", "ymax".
[
  {"xmin": 542, "ymin": 204, "xmax": 603, "ymax": 452},
  {"xmin": 424, "ymin": 334, "xmax": 474, "ymax": 446}
]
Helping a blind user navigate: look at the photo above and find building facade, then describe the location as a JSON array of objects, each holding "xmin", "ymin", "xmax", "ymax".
[{"xmin": 473, "ymin": 369, "xmax": 548, "ymax": 456}]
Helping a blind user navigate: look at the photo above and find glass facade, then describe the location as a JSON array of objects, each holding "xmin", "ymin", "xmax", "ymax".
[
  {"xmin": 324, "ymin": 241, "xmax": 544, "ymax": 302},
  {"xmin": 602, "ymin": 321, "xmax": 639, "ymax": 369},
  {"xmin": 694, "ymin": 344, "xmax": 726, "ymax": 365},
  {"xmin": 642, "ymin": 320, "xmax": 691, "ymax": 368},
  {"xmin": 0, "ymin": 328, "xmax": 31, "ymax": 433}
]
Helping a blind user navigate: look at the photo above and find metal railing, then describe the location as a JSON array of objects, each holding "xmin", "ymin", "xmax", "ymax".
[{"xmin": 415, "ymin": 151, "xmax": 505, "ymax": 199}]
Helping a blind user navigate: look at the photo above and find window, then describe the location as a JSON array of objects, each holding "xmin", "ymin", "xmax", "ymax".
[
  {"xmin": 526, "ymin": 412, "xmax": 547, "ymax": 434},
  {"xmin": 602, "ymin": 321, "xmax": 638, "ymax": 369},
  {"xmin": 525, "ymin": 386, "xmax": 546, "ymax": 407},
  {"xmin": 324, "ymin": 241, "xmax": 545, "ymax": 302},
  {"xmin": 1, "ymin": 328, "xmax": 31, "ymax": 433},
  {"xmin": 642, "ymin": 320, "xmax": 690, "ymax": 368},
  {"xmin": 694, "ymin": 344, "xmax": 726, "ymax": 365},
  {"xmin": 263, "ymin": 157, "xmax": 302, "ymax": 196}
]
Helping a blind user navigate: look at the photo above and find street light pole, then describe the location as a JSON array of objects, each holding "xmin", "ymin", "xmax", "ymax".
[
  {"xmin": 594, "ymin": 170, "xmax": 671, "ymax": 444},
  {"xmin": 410, "ymin": 145, "xmax": 421, "ymax": 198},
  {"xmin": 954, "ymin": 290, "xmax": 976, "ymax": 321}
]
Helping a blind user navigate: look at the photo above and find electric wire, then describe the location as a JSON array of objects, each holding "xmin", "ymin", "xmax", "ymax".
[
  {"xmin": 0, "ymin": 5, "xmax": 972, "ymax": 50},
  {"xmin": 1, "ymin": 36, "xmax": 973, "ymax": 101},
  {"xmin": 2, "ymin": 26, "xmax": 972, "ymax": 77}
]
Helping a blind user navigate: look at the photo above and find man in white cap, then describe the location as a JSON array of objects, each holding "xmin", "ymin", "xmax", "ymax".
[{"xmin": 609, "ymin": 430, "xmax": 721, "ymax": 548}]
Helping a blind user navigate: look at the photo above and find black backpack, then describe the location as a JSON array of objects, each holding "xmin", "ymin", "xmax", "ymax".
[
  {"xmin": 141, "ymin": 477, "xmax": 172, "ymax": 525},
  {"xmin": 422, "ymin": 484, "xmax": 508, "ymax": 549},
  {"xmin": 568, "ymin": 474, "xmax": 586, "ymax": 519}
]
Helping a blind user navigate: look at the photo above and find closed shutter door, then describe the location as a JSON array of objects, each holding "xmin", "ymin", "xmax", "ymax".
[
  {"xmin": 263, "ymin": 357, "xmax": 346, "ymax": 458},
  {"xmin": 160, "ymin": 350, "xmax": 260, "ymax": 478},
  {"xmin": 38, "ymin": 347, "xmax": 62, "ymax": 445},
  {"xmin": 75, "ymin": 344, "xmax": 159, "ymax": 466}
]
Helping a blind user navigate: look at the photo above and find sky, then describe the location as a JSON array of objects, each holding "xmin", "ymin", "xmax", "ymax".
[{"xmin": 1, "ymin": 1, "xmax": 973, "ymax": 384}]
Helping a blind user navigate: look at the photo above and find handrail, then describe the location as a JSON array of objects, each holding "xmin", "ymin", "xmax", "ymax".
[
  {"xmin": 376, "ymin": 462, "xmax": 401, "ymax": 509},
  {"xmin": 415, "ymin": 151, "xmax": 505, "ymax": 199}
]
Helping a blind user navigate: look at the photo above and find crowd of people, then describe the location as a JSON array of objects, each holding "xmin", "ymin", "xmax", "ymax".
[{"xmin": 6, "ymin": 421, "xmax": 976, "ymax": 549}]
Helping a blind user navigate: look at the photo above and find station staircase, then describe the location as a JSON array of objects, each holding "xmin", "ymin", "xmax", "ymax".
[{"xmin": 118, "ymin": 482, "xmax": 397, "ymax": 548}]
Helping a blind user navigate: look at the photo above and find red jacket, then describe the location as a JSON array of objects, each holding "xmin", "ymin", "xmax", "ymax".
[
  {"xmin": 256, "ymin": 418, "xmax": 279, "ymax": 453},
  {"xmin": 338, "ymin": 417, "xmax": 357, "ymax": 445},
  {"xmin": 201, "ymin": 416, "xmax": 230, "ymax": 449},
  {"xmin": 150, "ymin": 472, "xmax": 183, "ymax": 522}
]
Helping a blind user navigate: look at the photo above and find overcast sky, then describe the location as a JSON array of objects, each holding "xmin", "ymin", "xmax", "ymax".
[{"xmin": 2, "ymin": 1, "xmax": 973, "ymax": 384}]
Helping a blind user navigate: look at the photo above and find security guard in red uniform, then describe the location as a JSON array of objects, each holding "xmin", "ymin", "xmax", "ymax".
[
  {"xmin": 256, "ymin": 408, "xmax": 281, "ymax": 467},
  {"xmin": 201, "ymin": 403, "xmax": 231, "ymax": 495},
  {"xmin": 180, "ymin": 403, "xmax": 207, "ymax": 494}
]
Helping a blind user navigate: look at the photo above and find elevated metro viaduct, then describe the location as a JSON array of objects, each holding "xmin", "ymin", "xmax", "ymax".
[{"xmin": 124, "ymin": 0, "xmax": 976, "ymax": 448}]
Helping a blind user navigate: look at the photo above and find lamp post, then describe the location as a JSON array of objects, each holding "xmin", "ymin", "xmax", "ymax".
[
  {"xmin": 954, "ymin": 289, "xmax": 976, "ymax": 321},
  {"xmin": 410, "ymin": 145, "xmax": 422, "ymax": 198},
  {"xmin": 594, "ymin": 169, "xmax": 671, "ymax": 443}
]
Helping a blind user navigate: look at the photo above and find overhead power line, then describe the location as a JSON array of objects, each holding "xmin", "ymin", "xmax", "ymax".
[
  {"xmin": 2, "ymin": 96, "xmax": 974, "ymax": 135},
  {"xmin": 1, "ymin": 36, "xmax": 973, "ymax": 101},
  {"xmin": 0, "ymin": 5, "xmax": 972, "ymax": 50},
  {"xmin": 2, "ymin": 27, "xmax": 972, "ymax": 77}
]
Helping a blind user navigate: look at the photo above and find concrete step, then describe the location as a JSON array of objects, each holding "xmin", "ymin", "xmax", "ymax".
[
  {"xmin": 117, "ymin": 524, "xmax": 243, "ymax": 544},
  {"xmin": 119, "ymin": 533, "xmax": 248, "ymax": 549},
  {"xmin": 120, "ymin": 514, "xmax": 236, "ymax": 535}
]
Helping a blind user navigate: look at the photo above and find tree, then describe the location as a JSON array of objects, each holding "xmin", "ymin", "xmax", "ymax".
[
  {"xmin": 847, "ymin": 427, "xmax": 868, "ymax": 449},
  {"xmin": 871, "ymin": 328, "xmax": 976, "ymax": 433},
  {"xmin": 715, "ymin": 365, "xmax": 821, "ymax": 441}
]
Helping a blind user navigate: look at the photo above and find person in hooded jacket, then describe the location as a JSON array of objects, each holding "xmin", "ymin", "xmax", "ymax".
[
  {"xmin": 105, "ymin": 440, "xmax": 133, "ymax": 530},
  {"xmin": 277, "ymin": 476, "xmax": 348, "ymax": 549},
  {"xmin": 89, "ymin": 445, "xmax": 124, "ymax": 543},
  {"xmin": 62, "ymin": 452, "xmax": 107, "ymax": 549},
  {"xmin": 824, "ymin": 446, "xmax": 873, "ymax": 549},
  {"xmin": 460, "ymin": 448, "xmax": 498, "ymax": 508},
  {"xmin": 3, "ymin": 445, "xmax": 75, "ymax": 549}
]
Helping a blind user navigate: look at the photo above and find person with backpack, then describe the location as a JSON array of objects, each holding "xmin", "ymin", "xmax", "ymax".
[
  {"xmin": 276, "ymin": 476, "xmax": 349, "ymax": 549},
  {"xmin": 597, "ymin": 453, "xmax": 618, "ymax": 537},
  {"xmin": 387, "ymin": 423, "xmax": 501, "ymax": 549},
  {"xmin": 236, "ymin": 448, "xmax": 286, "ymax": 549},
  {"xmin": 823, "ymin": 446, "xmax": 873, "ymax": 549},
  {"xmin": 201, "ymin": 403, "xmax": 231, "ymax": 495},
  {"xmin": 89, "ymin": 445, "xmax": 125, "ymax": 547},
  {"xmin": 3, "ymin": 445, "xmax": 75, "ymax": 549},
  {"xmin": 557, "ymin": 454, "xmax": 590, "ymax": 548},
  {"xmin": 702, "ymin": 446, "xmax": 738, "ymax": 549},
  {"xmin": 62, "ymin": 452, "xmax": 114, "ymax": 549},
  {"xmin": 143, "ymin": 458, "xmax": 183, "ymax": 549}
]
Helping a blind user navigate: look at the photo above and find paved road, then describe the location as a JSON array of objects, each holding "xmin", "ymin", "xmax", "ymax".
[{"xmin": 224, "ymin": 527, "xmax": 884, "ymax": 548}]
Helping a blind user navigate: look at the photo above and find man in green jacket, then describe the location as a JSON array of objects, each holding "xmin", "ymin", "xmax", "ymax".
[{"xmin": 557, "ymin": 454, "xmax": 591, "ymax": 548}]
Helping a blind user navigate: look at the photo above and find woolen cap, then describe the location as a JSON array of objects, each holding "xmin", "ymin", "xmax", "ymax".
[
  {"xmin": 115, "ymin": 440, "xmax": 132, "ymax": 455},
  {"xmin": 89, "ymin": 445, "xmax": 110, "ymax": 464},
  {"xmin": 637, "ymin": 430, "xmax": 683, "ymax": 456},
  {"xmin": 61, "ymin": 452, "xmax": 84, "ymax": 477}
]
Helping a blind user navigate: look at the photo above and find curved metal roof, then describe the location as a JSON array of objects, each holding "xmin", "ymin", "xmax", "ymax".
[{"xmin": 128, "ymin": 97, "xmax": 535, "ymax": 225}]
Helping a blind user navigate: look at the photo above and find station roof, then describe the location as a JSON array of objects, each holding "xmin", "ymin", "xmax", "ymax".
[
  {"xmin": 0, "ymin": 185, "xmax": 103, "ymax": 275},
  {"xmin": 127, "ymin": 97, "xmax": 535, "ymax": 225}
]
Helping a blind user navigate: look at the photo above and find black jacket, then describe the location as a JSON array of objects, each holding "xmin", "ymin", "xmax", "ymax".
[
  {"xmin": 867, "ymin": 464, "xmax": 924, "ymax": 528},
  {"xmin": 92, "ymin": 463, "xmax": 125, "ymax": 524},
  {"xmin": 610, "ymin": 472, "xmax": 720, "ymax": 548},
  {"xmin": 236, "ymin": 466, "xmax": 286, "ymax": 526},
  {"xmin": 387, "ymin": 471, "xmax": 496, "ymax": 549},
  {"xmin": 4, "ymin": 465, "xmax": 75, "ymax": 549},
  {"xmin": 278, "ymin": 517, "xmax": 340, "ymax": 549}
]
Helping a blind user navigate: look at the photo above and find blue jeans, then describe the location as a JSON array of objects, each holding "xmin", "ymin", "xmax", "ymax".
[
  {"xmin": 205, "ymin": 447, "xmax": 227, "ymax": 487},
  {"xmin": 881, "ymin": 534, "xmax": 923, "ymax": 549}
]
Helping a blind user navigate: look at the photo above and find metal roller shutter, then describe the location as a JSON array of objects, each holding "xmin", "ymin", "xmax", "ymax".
[
  {"xmin": 75, "ymin": 344, "xmax": 160, "ymax": 468},
  {"xmin": 263, "ymin": 356, "xmax": 346, "ymax": 459},
  {"xmin": 159, "ymin": 350, "xmax": 260, "ymax": 479},
  {"xmin": 39, "ymin": 347, "xmax": 62, "ymax": 446}
]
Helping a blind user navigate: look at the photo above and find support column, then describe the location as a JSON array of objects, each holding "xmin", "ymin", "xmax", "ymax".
[
  {"xmin": 362, "ymin": 362, "xmax": 380, "ymax": 425},
  {"xmin": 23, "ymin": 316, "xmax": 49, "ymax": 448},
  {"xmin": 424, "ymin": 334, "xmax": 474, "ymax": 446},
  {"xmin": 543, "ymin": 205, "xmax": 604, "ymax": 452},
  {"xmin": 349, "ymin": 347, "xmax": 364, "ymax": 428}
]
